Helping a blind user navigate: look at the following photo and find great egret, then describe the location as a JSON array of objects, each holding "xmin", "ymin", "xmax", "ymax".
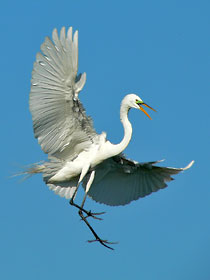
[{"xmin": 27, "ymin": 27, "xmax": 194, "ymax": 250}]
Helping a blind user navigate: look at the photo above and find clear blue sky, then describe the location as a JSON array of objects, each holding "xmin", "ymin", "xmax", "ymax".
[{"xmin": 1, "ymin": 0, "xmax": 209, "ymax": 279}]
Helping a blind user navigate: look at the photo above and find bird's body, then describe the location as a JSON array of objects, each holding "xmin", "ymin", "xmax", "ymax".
[
  {"xmin": 47, "ymin": 94, "xmax": 137, "ymax": 184},
  {"xmin": 49, "ymin": 136, "xmax": 105, "ymax": 182},
  {"xmin": 26, "ymin": 26, "xmax": 194, "ymax": 249}
]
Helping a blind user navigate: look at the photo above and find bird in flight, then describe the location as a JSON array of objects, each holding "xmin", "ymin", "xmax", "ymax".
[{"xmin": 27, "ymin": 27, "xmax": 194, "ymax": 250}]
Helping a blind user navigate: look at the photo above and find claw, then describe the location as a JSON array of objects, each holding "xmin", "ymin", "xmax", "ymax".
[
  {"xmin": 79, "ymin": 210, "xmax": 106, "ymax": 221},
  {"xmin": 87, "ymin": 238, "xmax": 118, "ymax": 250},
  {"xmin": 84, "ymin": 210, "xmax": 106, "ymax": 220}
]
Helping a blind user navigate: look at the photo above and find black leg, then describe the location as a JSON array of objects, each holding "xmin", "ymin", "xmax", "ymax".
[
  {"xmin": 80, "ymin": 192, "xmax": 106, "ymax": 220},
  {"xmin": 69, "ymin": 171, "xmax": 117, "ymax": 249},
  {"xmin": 78, "ymin": 209, "xmax": 117, "ymax": 250},
  {"xmin": 69, "ymin": 195, "xmax": 105, "ymax": 220},
  {"xmin": 69, "ymin": 170, "xmax": 105, "ymax": 220}
]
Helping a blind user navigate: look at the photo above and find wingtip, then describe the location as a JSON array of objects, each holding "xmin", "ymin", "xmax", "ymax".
[
  {"xmin": 52, "ymin": 27, "xmax": 58, "ymax": 34},
  {"xmin": 183, "ymin": 160, "xmax": 195, "ymax": 170},
  {"xmin": 73, "ymin": 29, "xmax": 78, "ymax": 43},
  {"xmin": 67, "ymin": 26, "xmax": 73, "ymax": 40}
]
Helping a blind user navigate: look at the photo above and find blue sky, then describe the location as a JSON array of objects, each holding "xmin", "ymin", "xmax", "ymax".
[{"xmin": 1, "ymin": 0, "xmax": 209, "ymax": 279}]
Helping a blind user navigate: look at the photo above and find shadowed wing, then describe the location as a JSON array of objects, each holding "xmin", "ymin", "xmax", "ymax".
[
  {"xmin": 84, "ymin": 155, "xmax": 194, "ymax": 206},
  {"xmin": 29, "ymin": 27, "xmax": 97, "ymax": 160}
]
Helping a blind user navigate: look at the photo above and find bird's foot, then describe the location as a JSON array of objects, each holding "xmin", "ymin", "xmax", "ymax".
[
  {"xmin": 87, "ymin": 238, "xmax": 118, "ymax": 250},
  {"xmin": 84, "ymin": 210, "xmax": 106, "ymax": 220},
  {"xmin": 79, "ymin": 210, "xmax": 117, "ymax": 250},
  {"xmin": 70, "ymin": 199, "xmax": 105, "ymax": 220}
]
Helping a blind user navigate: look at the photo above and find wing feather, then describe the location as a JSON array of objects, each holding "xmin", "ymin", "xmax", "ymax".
[
  {"xmin": 139, "ymin": 172, "xmax": 147, "ymax": 198},
  {"xmin": 84, "ymin": 156, "xmax": 194, "ymax": 206},
  {"xmin": 29, "ymin": 27, "xmax": 98, "ymax": 159}
]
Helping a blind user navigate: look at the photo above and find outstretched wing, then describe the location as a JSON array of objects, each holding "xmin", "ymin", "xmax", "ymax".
[
  {"xmin": 84, "ymin": 155, "xmax": 194, "ymax": 206},
  {"xmin": 29, "ymin": 27, "xmax": 98, "ymax": 160}
]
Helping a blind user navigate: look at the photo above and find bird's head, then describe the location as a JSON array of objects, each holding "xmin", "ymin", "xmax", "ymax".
[{"xmin": 125, "ymin": 94, "xmax": 156, "ymax": 120}]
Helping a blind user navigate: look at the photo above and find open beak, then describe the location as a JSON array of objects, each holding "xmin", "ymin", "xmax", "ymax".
[{"xmin": 139, "ymin": 103, "xmax": 156, "ymax": 120}]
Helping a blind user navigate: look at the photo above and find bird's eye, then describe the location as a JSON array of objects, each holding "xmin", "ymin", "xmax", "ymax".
[{"xmin": 135, "ymin": 99, "xmax": 143, "ymax": 105}]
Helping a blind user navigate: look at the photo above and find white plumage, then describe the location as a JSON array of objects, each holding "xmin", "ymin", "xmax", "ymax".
[{"xmin": 27, "ymin": 27, "xmax": 194, "ymax": 249}]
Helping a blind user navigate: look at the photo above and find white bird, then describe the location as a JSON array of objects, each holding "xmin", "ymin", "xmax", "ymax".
[{"xmin": 27, "ymin": 27, "xmax": 194, "ymax": 249}]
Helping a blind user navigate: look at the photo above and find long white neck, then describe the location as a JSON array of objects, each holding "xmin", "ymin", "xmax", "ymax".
[{"xmin": 108, "ymin": 100, "xmax": 132, "ymax": 156}]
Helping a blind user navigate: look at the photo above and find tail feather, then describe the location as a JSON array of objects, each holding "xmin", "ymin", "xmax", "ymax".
[
  {"xmin": 26, "ymin": 163, "xmax": 45, "ymax": 175},
  {"xmin": 14, "ymin": 157, "xmax": 78, "ymax": 200},
  {"xmin": 12, "ymin": 162, "xmax": 45, "ymax": 181}
]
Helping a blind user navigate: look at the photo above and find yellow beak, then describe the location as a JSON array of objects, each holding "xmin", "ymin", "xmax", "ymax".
[{"xmin": 139, "ymin": 103, "xmax": 156, "ymax": 120}]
